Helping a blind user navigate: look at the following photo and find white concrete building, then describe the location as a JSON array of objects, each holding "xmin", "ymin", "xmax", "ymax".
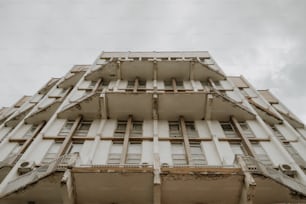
[{"xmin": 0, "ymin": 51, "xmax": 306, "ymax": 204}]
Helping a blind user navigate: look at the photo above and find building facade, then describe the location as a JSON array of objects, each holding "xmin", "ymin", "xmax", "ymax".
[{"xmin": 0, "ymin": 51, "xmax": 306, "ymax": 204}]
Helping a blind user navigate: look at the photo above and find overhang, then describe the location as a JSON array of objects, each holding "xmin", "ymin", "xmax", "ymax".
[
  {"xmin": 74, "ymin": 171, "xmax": 153, "ymax": 204},
  {"xmin": 38, "ymin": 78, "xmax": 60, "ymax": 95},
  {"xmin": 209, "ymin": 93, "xmax": 256, "ymax": 121},
  {"xmin": 24, "ymin": 100, "xmax": 61, "ymax": 124},
  {"xmin": 57, "ymin": 71, "xmax": 86, "ymax": 89},
  {"xmin": 5, "ymin": 104, "xmax": 35, "ymax": 127},
  {"xmin": 248, "ymin": 99, "xmax": 283, "ymax": 125},
  {"xmin": 0, "ymin": 173, "xmax": 64, "ymax": 204},
  {"xmin": 106, "ymin": 92, "xmax": 153, "ymax": 120},
  {"xmin": 57, "ymin": 93, "xmax": 101, "ymax": 120},
  {"xmin": 273, "ymin": 104, "xmax": 304, "ymax": 128},
  {"xmin": 85, "ymin": 59, "xmax": 225, "ymax": 82}
]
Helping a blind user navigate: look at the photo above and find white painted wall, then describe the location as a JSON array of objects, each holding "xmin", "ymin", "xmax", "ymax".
[
  {"xmin": 118, "ymin": 80, "xmax": 127, "ymax": 90},
  {"xmin": 261, "ymin": 141, "xmax": 289, "ymax": 166},
  {"xmin": 87, "ymin": 119, "xmax": 101, "ymax": 137},
  {"xmin": 0, "ymin": 127, "xmax": 11, "ymax": 141},
  {"xmin": 247, "ymin": 120, "xmax": 268, "ymax": 139},
  {"xmin": 141, "ymin": 141, "xmax": 153, "ymax": 164},
  {"xmin": 92, "ymin": 141, "xmax": 112, "ymax": 165},
  {"xmin": 159, "ymin": 141, "xmax": 172, "ymax": 165},
  {"xmin": 202, "ymin": 141, "xmax": 221, "ymax": 165},
  {"xmin": 195, "ymin": 120, "xmax": 211, "ymax": 138},
  {"xmin": 24, "ymin": 140, "xmax": 53, "ymax": 164},
  {"xmin": 44, "ymin": 119, "xmax": 66, "ymax": 136},
  {"xmin": 297, "ymin": 128, "xmax": 306, "ymax": 140},
  {"xmin": 101, "ymin": 120, "xmax": 116, "ymax": 137},
  {"xmin": 208, "ymin": 121, "xmax": 225, "ymax": 138},
  {"xmin": 275, "ymin": 124, "xmax": 298, "ymax": 141},
  {"xmin": 143, "ymin": 120, "xmax": 153, "ymax": 137},
  {"xmin": 11, "ymin": 124, "xmax": 31, "ymax": 138},
  {"xmin": 218, "ymin": 141, "xmax": 235, "ymax": 165},
  {"xmin": 79, "ymin": 141, "xmax": 94, "ymax": 165},
  {"xmin": 0, "ymin": 143, "xmax": 19, "ymax": 160},
  {"xmin": 158, "ymin": 120, "xmax": 169, "ymax": 138}
]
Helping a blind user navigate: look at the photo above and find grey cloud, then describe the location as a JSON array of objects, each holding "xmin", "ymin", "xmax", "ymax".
[{"xmin": 0, "ymin": 0, "xmax": 306, "ymax": 123}]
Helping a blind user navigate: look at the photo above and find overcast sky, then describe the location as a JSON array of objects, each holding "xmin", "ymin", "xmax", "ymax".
[{"xmin": 0, "ymin": 0, "xmax": 306, "ymax": 123}]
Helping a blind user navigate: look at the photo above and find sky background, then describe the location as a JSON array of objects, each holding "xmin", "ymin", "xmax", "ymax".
[{"xmin": 0, "ymin": 0, "xmax": 306, "ymax": 123}]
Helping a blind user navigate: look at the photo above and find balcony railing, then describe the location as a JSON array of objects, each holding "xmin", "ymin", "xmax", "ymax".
[
  {"xmin": 3, "ymin": 153, "xmax": 78, "ymax": 196},
  {"xmin": 238, "ymin": 155, "xmax": 306, "ymax": 196}
]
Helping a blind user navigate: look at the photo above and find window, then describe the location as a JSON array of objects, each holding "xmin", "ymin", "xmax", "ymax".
[
  {"xmin": 88, "ymin": 81, "xmax": 97, "ymax": 89},
  {"xmin": 130, "ymin": 121, "xmax": 143, "ymax": 137},
  {"xmin": 126, "ymin": 142, "xmax": 142, "ymax": 164},
  {"xmin": 200, "ymin": 81, "xmax": 211, "ymax": 89},
  {"xmin": 190, "ymin": 142, "xmax": 207, "ymax": 165},
  {"xmin": 220, "ymin": 122, "xmax": 238, "ymax": 138},
  {"xmin": 41, "ymin": 142, "xmax": 61, "ymax": 165},
  {"xmin": 164, "ymin": 81, "xmax": 173, "ymax": 90},
  {"xmin": 23, "ymin": 124, "xmax": 38, "ymax": 138},
  {"xmin": 271, "ymin": 126, "xmax": 287, "ymax": 142},
  {"xmin": 239, "ymin": 123, "xmax": 255, "ymax": 138},
  {"xmin": 58, "ymin": 120, "xmax": 74, "ymax": 137},
  {"xmin": 185, "ymin": 122, "xmax": 198, "ymax": 138},
  {"xmin": 283, "ymin": 143, "xmax": 305, "ymax": 166},
  {"xmin": 69, "ymin": 141, "xmax": 84, "ymax": 154},
  {"xmin": 74, "ymin": 120, "xmax": 92, "ymax": 137},
  {"xmin": 213, "ymin": 81, "xmax": 222, "ymax": 89},
  {"xmin": 138, "ymin": 80, "xmax": 146, "ymax": 90},
  {"xmin": 230, "ymin": 143, "xmax": 246, "ymax": 156},
  {"xmin": 101, "ymin": 81, "xmax": 109, "ymax": 89},
  {"xmin": 252, "ymin": 143, "xmax": 273, "ymax": 166},
  {"xmin": 169, "ymin": 121, "xmax": 182, "ymax": 138},
  {"xmin": 114, "ymin": 121, "xmax": 127, "ymax": 137},
  {"xmin": 107, "ymin": 142, "xmax": 122, "ymax": 164},
  {"xmin": 127, "ymin": 80, "xmax": 135, "ymax": 90},
  {"xmin": 171, "ymin": 142, "xmax": 187, "ymax": 165},
  {"xmin": 176, "ymin": 81, "xmax": 184, "ymax": 91}
]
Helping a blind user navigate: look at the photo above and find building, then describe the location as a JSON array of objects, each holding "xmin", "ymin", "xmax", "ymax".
[{"xmin": 0, "ymin": 51, "xmax": 306, "ymax": 204}]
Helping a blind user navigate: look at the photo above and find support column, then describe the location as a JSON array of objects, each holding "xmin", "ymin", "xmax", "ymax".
[
  {"xmin": 60, "ymin": 169, "xmax": 76, "ymax": 204},
  {"xmin": 58, "ymin": 116, "xmax": 82, "ymax": 157},
  {"xmin": 92, "ymin": 78, "xmax": 102, "ymax": 93},
  {"xmin": 237, "ymin": 156, "xmax": 256, "ymax": 204},
  {"xmin": 88, "ymin": 120, "xmax": 106, "ymax": 164},
  {"xmin": 153, "ymin": 60, "xmax": 158, "ymax": 92},
  {"xmin": 231, "ymin": 116, "xmax": 256, "ymax": 157},
  {"xmin": 205, "ymin": 94, "xmax": 213, "ymax": 120},
  {"xmin": 17, "ymin": 121, "xmax": 46, "ymax": 160},
  {"xmin": 120, "ymin": 116, "xmax": 132, "ymax": 165},
  {"xmin": 153, "ymin": 119, "xmax": 161, "ymax": 204},
  {"xmin": 116, "ymin": 60, "xmax": 121, "ymax": 80},
  {"xmin": 133, "ymin": 78, "xmax": 139, "ymax": 93},
  {"xmin": 172, "ymin": 78, "xmax": 177, "ymax": 93},
  {"xmin": 180, "ymin": 116, "xmax": 192, "ymax": 165}
]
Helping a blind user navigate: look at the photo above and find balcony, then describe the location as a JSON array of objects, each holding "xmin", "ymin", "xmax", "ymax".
[
  {"xmin": 1, "ymin": 153, "xmax": 78, "ymax": 199},
  {"xmin": 85, "ymin": 51, "xmax": 225, "ymax": 82},
  {"xmin": 237, "ymin": 156, "xmax": 306, "ymax": 203},
  {"xmin": 57, "ymin": 89, "xmax": 255, "ymax": 122}
]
